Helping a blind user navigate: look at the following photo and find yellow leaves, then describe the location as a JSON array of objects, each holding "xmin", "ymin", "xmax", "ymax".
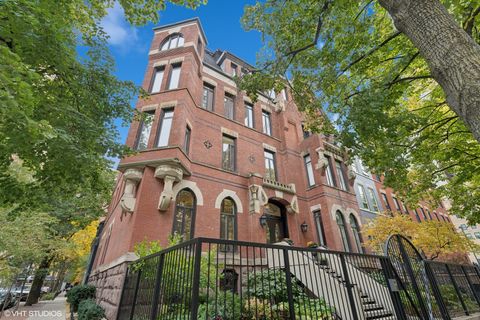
[
  {"xmin": 70, "ymin": 220, "xmax": 99, "ymax": 258},
  {"xmin": 364, "ymin": 215, "xmax": 478, "ymax": 260},
  {"xmin": 58, "ymin": 220, "xmax": 99, "ymax": 261},
  {"xmin": 363, "ymin": 214, "xmax": 416, "ymax": 253}
]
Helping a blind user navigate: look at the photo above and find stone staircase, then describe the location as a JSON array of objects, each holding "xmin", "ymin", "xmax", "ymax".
[
  {"xmin": 267, "ymin": 243, "xmax": 397, "ymax": 319},
  {"xmin": 319, "ymin": 264, "xmax": 395, "ymax": 320}
]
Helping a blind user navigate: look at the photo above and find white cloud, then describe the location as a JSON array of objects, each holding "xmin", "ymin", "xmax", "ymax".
[{"xmin": 101, "ymin": 2, "xmax": 139, "ymax": 48}]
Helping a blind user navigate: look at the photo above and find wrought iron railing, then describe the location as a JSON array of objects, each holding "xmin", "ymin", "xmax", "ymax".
[{"xmin": 117, "ymin": 238, "xmax": 404, "ymax": 320}]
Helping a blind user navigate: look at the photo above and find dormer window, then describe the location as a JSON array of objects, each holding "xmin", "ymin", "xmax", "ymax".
[{"xmin": 161, "ymin": 34, "xmax": 184, "ymax": 51}]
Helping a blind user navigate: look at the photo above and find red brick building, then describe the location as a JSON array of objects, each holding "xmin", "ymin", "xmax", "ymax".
[
  {"xmin": 373, "ymin": 176, "xmax": 451, "ymax": 223},
  {"xmin": 87, "ymin": 18, "xmax": 457, "ymax": 319},
  {"xmin": 88, "ymin": 20, "xmax": 366, "ymax": 316}
]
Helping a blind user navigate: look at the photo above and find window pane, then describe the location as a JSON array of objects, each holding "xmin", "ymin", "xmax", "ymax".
[
  {"xmin": 336, "ymin": 211, "xmax": 350, "ymax": 252},
  {"xmin": 381, "ymin": 193, "xmax": 391, "ymax": 211},
  {"xmin": 262, "ymin": 111, "xmax": 271, "ymax": 135},
  {"xmin": 202, "ymin": 84, "xmax": 214, "ymax": 111},
  {"xmin": 177, "ymin": 35, "xmax": 184, "ymax": 47},
  {"xmin": 304, "ymin": 155, "xmax": 315, "ymax": 186},
  {"xmin": 168, "ymin": 64, "xmax": 181, "ymax": 89},
  {"xmin": 183, "ymin": 126, "xmax": 191, "ymax": 155},
  {"xmin": 358, "ymin": 185, "xmax": 370, "ymax": 210},
  {"xmin": 136, "ymin": 113, "xmax": 154, "ymax": 150},
  {"xmin": 367, "ymin": 188, "xmax": 379, "ymax": 212},
  {"xmin": 349, "ymin": 215, "xmax": 363, "ymax": 253},
  {"xmin": 222, "ymin": 136, "xmax": 235, "ymax": 171},
  {"xmin": 325, "ymin": 157, "xmax": 334, "ymax": 187},
  {"xmin": 264, "ymin": 150, "xmax": 276, "ymax": 180},
  {"xmin": 244, "ymin": 104, "xmax": 253, "ymax": 128},
  {"xmin": 393, "ymin": 197, "xmax": 400, "ymax": 211},
  {"xmin": 173, "ymin": 189, "xmax": 195, "ymax": 240},
  {"xmin": 335, "ymin": 161, "xmax": 347, "ymax": 190},
  {"xmin": 151, "ymin": 68, "xmax": 164, "ymax": 93},
  {"xmin": 157, "ymin": 109, "xmax": 174, "ymax": 147},
  {"xmin": 314, "ymin": 210, "xmax": 326, "ymax": 246},
  {"xmin": 224, "ymin": 95, "xmax": 234, "ymax": 119}
]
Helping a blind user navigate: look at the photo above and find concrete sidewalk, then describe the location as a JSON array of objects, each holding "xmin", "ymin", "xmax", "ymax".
[{"xmin": 0, "ymin": 293, "xmax": 66, "ymax": 320}]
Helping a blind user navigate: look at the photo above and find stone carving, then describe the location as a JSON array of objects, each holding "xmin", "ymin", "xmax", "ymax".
[
  {"xmin": 203, "ymin": 140, "xmax": 212, "ymax": 149},
  {"xmin": 248, "ymin": 184, "xmax": 268, "ymax": 214},
  {"xmin": 347, "ymin": 166, "xmax": 357, "ymax": 180},
  {"xmin": 248, "ymin": 154, "xmax": 255, "ymax": 164},
  {"xmin": 155, "ymin": 165, "xmax": 183, "ymax": 211},
  {"xmin": 287, "ymin": 196, "xmax": 299, "ymax": 214},
  {"xmin": 316, "ymin": 152, "xmax": 329, "ymax": 170},
  {"xmin": 120, "ymin": 168, "xmax": 143, "ymax": 213}
]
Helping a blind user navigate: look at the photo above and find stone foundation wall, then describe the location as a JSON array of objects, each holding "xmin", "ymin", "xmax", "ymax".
[{"xmin": 88, "ymin": 253, "xmax": 136, "ymax": 320}]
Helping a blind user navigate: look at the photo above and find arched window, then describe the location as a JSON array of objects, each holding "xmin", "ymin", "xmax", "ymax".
[
  {"xmin": 161, "ymin": 34, "xmax": 184, "ymax": 51},
  {"xmin": 172, "ymin": 189, "xmax": 196, "ymax": 240},
  {"xmin": 349, "ymin": 214, "xmax": 363, "ymax": 253},
  {"xmin": 336, "ymin": 211, "xmax": 351, "ymax": 252},
  {"xmin": 220, "ymin": 198, "xmax": 236, "ymax": 251}
]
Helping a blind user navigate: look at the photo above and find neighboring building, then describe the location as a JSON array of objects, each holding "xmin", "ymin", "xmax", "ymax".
[
  {"xmin": 447, "ymin": 209, "xmax": 480, "ymax": 264},
  {"xmin": 374, "ymin": 175, "xmax": 451, "ymax": 224},
  {"xmin": 350, "ymin": 157, "xmax": 384, "ymax": 225},
  {"xmin": 88, "ymin": 18, "xmax": 365, "ymax": 318}
]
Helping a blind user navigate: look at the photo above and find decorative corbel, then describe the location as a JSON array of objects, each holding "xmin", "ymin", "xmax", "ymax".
[
  {"xmin": 287, "ymin": 196, "xmax": 299, "ymax": 214},
  {"xmin": 120, "ymin": 168, "xmax": 143, "ymax": 213},
  {"xmin": 248, "ymin": 184, "xmax": 268, "ymax": 214},
  {"xmin": 315, "ymin": 151, "xmax": 329, "ymax": 171},
  {"xmin": 347, "ymin": 166, "xmax": 357, "ymax": 180},
  {"xmin": 155, "ymin": 165, "xmax": 183, "ymax": 211}
]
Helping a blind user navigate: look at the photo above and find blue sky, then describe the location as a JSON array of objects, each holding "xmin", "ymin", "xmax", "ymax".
[{"xmin": 103, "ymin": 0, "xmax": 263, "ymax": 145}]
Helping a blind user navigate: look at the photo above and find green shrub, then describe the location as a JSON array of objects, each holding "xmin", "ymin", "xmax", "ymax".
[
  {"xmin": 197, "ymin": 291, "xmax": 243, "ymax": 320},
  {"xmin": 246, "ymin": 268, "xmax": 304, "ymax": 303},
  {"xmin": 41, "ymin": 292, "xmax": 55, "ymax": 300},
  {"xmin": 66, "ymin": 284, "xmax": 96, "ymax": 312},
  {"xmin": 293, "ymin": 297, "xmax": 335, "ymax": 319},
  {"xmin": 78, "ymin": 299, "xmax": 105, "ymax": 320}
]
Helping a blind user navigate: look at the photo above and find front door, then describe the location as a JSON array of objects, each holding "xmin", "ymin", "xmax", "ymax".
[{"xmin": 264, "ymin": 202, "xmax": 287, "ymax": 243}]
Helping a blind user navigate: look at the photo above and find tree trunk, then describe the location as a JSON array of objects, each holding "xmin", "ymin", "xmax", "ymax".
[
  {"xmin": 25, "ymin": 257, "xmax": 51, "ymax": 306},
  {"xmin": 378, "ymin": 0, "xmax": 480, "ymax": 143}
]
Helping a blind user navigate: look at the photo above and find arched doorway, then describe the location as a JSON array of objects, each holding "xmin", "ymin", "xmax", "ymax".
[{"xmin": 263, "ymin": 200, "xmax": 288, "ymax": 243}]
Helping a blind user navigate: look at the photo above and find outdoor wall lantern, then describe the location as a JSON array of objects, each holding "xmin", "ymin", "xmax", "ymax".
[
  {"xmin": 300, "ymin": 221, "xmax": 308, "ymax": 233},
  {"xmin": 259, "ymin": 214, "xmax": 268, "ymax": 228}
]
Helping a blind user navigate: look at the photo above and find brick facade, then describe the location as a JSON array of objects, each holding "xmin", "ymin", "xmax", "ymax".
[{"xmin": 91, "ymin": 18, "xmax": 366, "ymax": 276}]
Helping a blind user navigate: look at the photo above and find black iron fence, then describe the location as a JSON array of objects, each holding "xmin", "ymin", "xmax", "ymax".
[
  {"xmin": 426, "ymin": 261, "xmax": 480, "ymax": 318},
  {"xmin": 117, "ymin": 238, "xmax": 480, "ymax": 320}
]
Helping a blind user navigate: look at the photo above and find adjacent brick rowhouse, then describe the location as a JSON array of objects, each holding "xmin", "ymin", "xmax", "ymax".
[{"xmin": 88, "ymin": 18, "xmax": 452, "ymax": 318}]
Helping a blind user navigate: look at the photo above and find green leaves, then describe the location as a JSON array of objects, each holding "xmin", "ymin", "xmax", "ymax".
[{"xmin": 241, "ymin": 0, "xmax": 480, "ymax": 221}]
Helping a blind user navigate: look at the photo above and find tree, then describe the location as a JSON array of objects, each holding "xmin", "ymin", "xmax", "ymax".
[
  {"xmin": 0, "ymin": 208, "xmax": 55, "ymax": 280},
  {"xmin": 0, "ymin": 0, "xmax": 205, "ymax": 305},
  {"xmin": 240, "ymin": 0, "xmax": 480, "ymax": 221},
  {"xmin": 363, "ymin": 214, "xmax": 478, "ymax": 260}
]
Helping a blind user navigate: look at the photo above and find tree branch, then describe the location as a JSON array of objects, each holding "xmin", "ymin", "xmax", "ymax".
[
  {"xmin": 463, "ymin": 6, "xmax": 480, "ymax": 37},
  {"xmin": 389, "ymin": 52, "xmax": 420, "ymax": 85},
  {"xmin": 340, "ymin": 31, "xmax": 401, "ymax": 74},
  {"xmin": 354, "ymin": 0, "xmax": 374, "ymax": 21},
  {"xmin": 388, "ymin": 75, "xmax": 432, "ymax": 86}
]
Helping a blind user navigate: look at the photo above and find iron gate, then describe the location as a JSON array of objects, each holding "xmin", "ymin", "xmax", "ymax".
[{"xmin": 385, "ymin": 234, "xmax": 480, "ymax": 319}]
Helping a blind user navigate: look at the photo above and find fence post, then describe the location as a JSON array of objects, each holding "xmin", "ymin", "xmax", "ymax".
[
  {"xmin": 190, "ymin": 239, "xmax": 203, "ymax": 320},
  {"xmin": 129, "ymin": 269, "xmax": 142, "ymax": 320},
  {"xmin": 380, "ymin": 258, "xmax": 407, "ymax": 320},
  {"xmin": 339, "ymin": 254, "xmax": 360, "ymax": 320},
  {"xmin": 463, "ymin": 266, "xmax": 480, "ymax": 307},
  {"xmin": 282, "ymin": 248, "xmax": 296, "ymax": 320},
  {"xmin": 461, "ymin": 266, "xmax": 480, "ymax": 308},
  {"xmin": 445, "ymin": 264, "xmax": 469, "ymax": 315},
  {"xmin": 424, "ymin": 262, "xmax": 451, "ymax": 320},
  {"xmin": 149, "ymin": 254, "xmax": 165, "ymax": 320}
]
